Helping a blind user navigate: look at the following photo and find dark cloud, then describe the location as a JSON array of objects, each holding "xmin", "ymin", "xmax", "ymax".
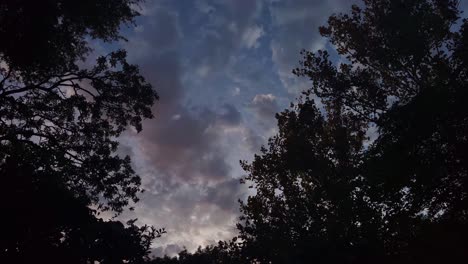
[
  {"xmin": 122, "ymin": 3, "xmax": 235, "ymax": 184},
  {"xmin": 124, "ymin": 9, "xmax": 183, "ymax": 106},
  {"xmin": 244, "ymin": 94, "xmax": 280, "ymax": 151},
  {"xmin": 186, "ymin": 0, "xmax": 263, "ymax": 75},
  {"xmin": 204, "ymin": 178, "xmax": 243, "ymax": 212},
  {"xmin": 139, "ymin": 104, "xmax": 242, "ymax": 184},
  {"xmin": 249, "ymin": 93, "xmax": 279, "ymax": 121},
  {"xmin": 243, "ymin": 127, "xmax": 264, "ymax": 153},
  {"xmin": 217, "ymin": 103, "xmax": 242, "ymax": 127},
  {"xmin": 269, "ymin": 0, "xmax": 355, "ymax": 93}
]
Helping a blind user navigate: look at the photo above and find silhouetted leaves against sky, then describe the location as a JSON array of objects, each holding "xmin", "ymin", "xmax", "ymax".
[
  {"xmin": 239, "ymin": 0, "xmax": 468, "ymax": 263},
  {"xmin": 0, "ymin": 0, "xmax": 158, "ymax": 263},
  {"xmin": 0, "ymin": 0, "xmax": 142, "ymax": 77}
]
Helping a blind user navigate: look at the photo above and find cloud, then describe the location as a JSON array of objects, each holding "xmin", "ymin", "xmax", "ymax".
[
  {"xmin": 119, "ymin": 172, "xmax": 245, "ymax": 254},
  {"xmin": 139, "ymin": 106, "xmax": 232, "ymax": 184},
  {"xmin": 115, "ymin": 2, "xmax": 249, "ymax": 253},
  {"xmin": 151, "ymin": 244, "xmax": 183, "ymax": 258},
  {"xmin": 217, "ymin": 104, "xmax": 242, "ymax": 127},
  {"xmin": 249, "ymin": 94, "xmax": 279, "ymax": 120},
  {"xmin": 195, "ymin": 0, "xmax": 215, "ymax": 14},
  {"xmin": 268, "ymin": 0, "xmax": 355, "ymax": 93},
  {"xmin": 232, "ymin": 87, "xmax": 241, "ymax": 96},
  {"xmin": 242, "ymin": 127, "xmax": 264, "ymax": 153},
  {"xmin": 111, "ymin": 0, "xmax": 359, "ymax": 256},
  {"xmin": 241, "ymin": 25, "xmax": 264, "ymax": 49},
  {"xmin": 184, "ymin": 0, "xmax": 263, "ymax": 75}
]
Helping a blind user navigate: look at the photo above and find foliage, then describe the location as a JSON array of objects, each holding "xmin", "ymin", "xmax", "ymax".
[
  {"xmin": 0, "ymin": 150, "xmax": 164, "ymax": 263},
  {"xmin": 238, "ymin": 0, "xmax": 468, "ymax": 263},
  {"xmin": 0, "ymin": 49, "xmax": 157, "ymax": 212},
  {"xmin": 149, "ymin": 239, "xmax": 247, "ymax": 264},
  {"xmin": 0, "ymin": 0, "xmax": 160, "ymax": 262},
  {"xmin": 0, "ymin": 0, "xmax": 143, "ymax": 77},
  {"xmin": 238, "ymin": 95, "xmax": 381, "ymax": 263}
]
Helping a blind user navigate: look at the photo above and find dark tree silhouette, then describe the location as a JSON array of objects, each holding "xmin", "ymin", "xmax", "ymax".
[
  {"xmin": 0, "ymin": 0, "xmax": 142, "ymax": 77},
  {"xmin": 0, "ymin": 148, "xmax": 162, "ymax": 263},
  {"xmin": 238, "ymin": 94, "xmax": 380, "ymax": 263},
  {"xmin": 0, "ymin": 0, "xmax": 161, "ymax": 263},
  {"xmin": 238, "ymin": 0, "xmax": 468, "ymax": 263},
  {"xmin": 149, "ymin": 239, "xmax": 247, "ymax": 264},
  {"xmin": 1, "ymin": 50, "xmax": 157, "ymax": 213}
]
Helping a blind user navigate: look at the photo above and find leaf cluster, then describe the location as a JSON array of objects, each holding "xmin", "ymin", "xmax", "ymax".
[{"xmin": 238, "ymin": 0, "xmax": 468, "ymax": 263}]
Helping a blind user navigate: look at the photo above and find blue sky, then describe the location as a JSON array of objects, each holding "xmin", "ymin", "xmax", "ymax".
[{"xmin": 97, "ymin": 0, "xmax": 359, "ymax": 257}]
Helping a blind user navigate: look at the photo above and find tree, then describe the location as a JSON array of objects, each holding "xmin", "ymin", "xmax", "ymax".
[
  {"xmin": 0, "ymin": 0, "xmax": 141, "ymax": 77},
  {"xmin": 0, "ymin": 144, "xmax": 166, "ymax": 263},
  {"xmin": 149, "ymin": 239, "xmax": 247, "ymax": 264},
  {"xmin": 239, "ymin": 0, "xmax": 468, "ymax": 263},
  {"xmin": 0, "ymin": 0, "xmax": 161, "ymax": 262},
  {"xmin": 238, "ymin": 95, "xmax": 381, "ymax": 263},
  {"xmin": 1, "ymin": 49, "xmax": 157, "ymax": 213}
]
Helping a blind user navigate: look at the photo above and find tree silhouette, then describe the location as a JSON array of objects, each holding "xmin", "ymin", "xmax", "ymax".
[
  {"xmin": 1, "ymin": 49, "xmax": 157, "ymax": 213},
  {"xmin": 149, "ymin": 240, "xmax": 247, "ymax": 264},
  {"xmin": 238, "ymin": 94, "xmax": 381, "ymax": 263},
  {"xmin": 0, "ymin": 0, "xmax": 160, "ymax": 263},
  {"xmin": 0, "ymin": 148, "xmax": 162, "ymax": 263},
  {"xmin": 0, "ymin": 0, "xmax": 142, "ymax": 77},
  {"xmin": 238, "ymin": 0, "xmax": 468, "ymax": 263}
]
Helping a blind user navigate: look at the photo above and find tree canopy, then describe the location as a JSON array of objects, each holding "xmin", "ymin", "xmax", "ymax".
[
  {"xmin": 237, "ymin": 0, "xmax": 468, "ymax": 263},
  {"xmin": 149, "ymin": 240, "xmax": 246, "ymax": 264},
  {"xmin": 0, "ymin": 0, "xmax": 160, "ymax": 263},
  {"xmin": 0, "ymin": 0, "xmax": 142, "ymax": 77}
]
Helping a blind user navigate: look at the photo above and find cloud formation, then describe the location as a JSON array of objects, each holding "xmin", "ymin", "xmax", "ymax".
[
  {"xmin": 269, "ymin": 0, "xmax": 356, "ymax": 93},
  {"xmin": 250, "ymin": 94, "xmax": 279, "ymax": 120},
  {"xmin": 242, "ymin": 25, "xmax": 264, "ymax": 49},
  {"xmin": 109, "ymin": 0, "xmax": 362, "ymax": 255}
]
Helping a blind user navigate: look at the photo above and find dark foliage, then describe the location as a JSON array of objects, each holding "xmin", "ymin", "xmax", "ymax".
[
  {"xmin": 0, "ymin": 0, "xmax": 160, "ymax": 263},
  {"xmin": 238, "ymin": 96, "xmax": 378, "ymax": 263},
  {"xmin": 0, "ymin": 150, "xmax": 162, "ymax": 263},
  {"xmin": 149, "ymin": 239, "xmax": 247, "ymax": 264},
  {"xmin": 1, "ymin": 49, "xmax": 157, "ymax": 213},
  {"xmin": 0, "ymin": 0, "xmax": 142, "ymax": 78},
  {"xmin": 237, "ymin": 0, "xmax": 468, "ymax": 263}
]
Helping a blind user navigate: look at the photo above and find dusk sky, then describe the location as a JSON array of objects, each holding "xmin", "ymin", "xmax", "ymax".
[
  {"xmin": 97, "ymin": 0, "xmax": 360, "ymax": 256},
  {"xmin": 3, "ymin": 0, "xmax": 468, "ymax": 262}
]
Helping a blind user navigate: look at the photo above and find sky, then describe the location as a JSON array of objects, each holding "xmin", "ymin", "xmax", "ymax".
[{"xmin": 95, "ymin": 0, "xmax": 360, "ymax": 257}]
